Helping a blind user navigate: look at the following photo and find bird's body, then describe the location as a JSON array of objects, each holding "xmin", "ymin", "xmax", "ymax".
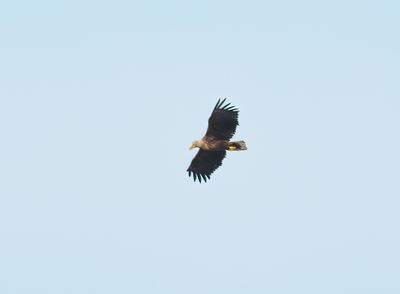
[
  {"xmin": 187, "ymin": 98, "xmax": 247, "ymax": 183},
  {"xmin": 191, "ymin": 137, "xmax": 229, "ymax": 151}
]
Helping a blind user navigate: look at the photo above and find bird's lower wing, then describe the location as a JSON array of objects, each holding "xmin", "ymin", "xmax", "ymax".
[{"xmin": 187, "ymin": 149, "xmax": 226, "ymax": 183}]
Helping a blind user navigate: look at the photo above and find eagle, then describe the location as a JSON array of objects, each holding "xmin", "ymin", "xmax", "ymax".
[{"xmin": 187, "ymin": 98, "xmax": 247, "ymax": 183}]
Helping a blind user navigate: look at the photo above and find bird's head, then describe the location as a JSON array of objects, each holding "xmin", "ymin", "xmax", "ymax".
[{"xmin": 189, "ymin": 140, "xmax": 199, "ymax": 150}]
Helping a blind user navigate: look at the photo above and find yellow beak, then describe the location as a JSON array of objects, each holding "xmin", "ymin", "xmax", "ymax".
[{"xmin": 189, "ymin": 143, "xmax": 195, "ymax": 150}]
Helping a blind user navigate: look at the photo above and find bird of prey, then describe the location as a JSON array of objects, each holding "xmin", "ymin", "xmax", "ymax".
[{"xmin": 187, "ymin": 98, "xmax": 247, "ymax": 183}]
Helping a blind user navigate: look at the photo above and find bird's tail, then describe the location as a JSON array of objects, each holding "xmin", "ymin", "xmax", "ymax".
[{"xmin": 227, "ymin": 140, "xmax": 247, "ymax": 151}]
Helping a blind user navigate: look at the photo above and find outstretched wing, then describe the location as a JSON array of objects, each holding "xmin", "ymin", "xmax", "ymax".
[
  {"xmin": 187, "ymin": 149, "xmax": 226, "ymax": 183},
  {"xmin": 205, "ymin": 98, "xmax": 239, "ymax": 140}
]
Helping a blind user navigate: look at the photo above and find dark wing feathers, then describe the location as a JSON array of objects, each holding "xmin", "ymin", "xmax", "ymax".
[
  {"xmin": 187, "ymin": 149, "xmax": 226, "ymax": 183},
  {"xmin": 206, "ymin": 98, "xmax": 239, "ymax": 140}
]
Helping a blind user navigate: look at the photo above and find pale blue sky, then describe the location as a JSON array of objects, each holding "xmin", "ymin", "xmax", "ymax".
[{"xmin": 1, "ymin": 1, "xmax": 399, "ymax": 293}]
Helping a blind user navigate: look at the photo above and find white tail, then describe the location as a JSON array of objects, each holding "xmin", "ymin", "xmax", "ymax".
[{"xmin": 227, "ymin": 140, "xmax": 247, "ymax": 151}]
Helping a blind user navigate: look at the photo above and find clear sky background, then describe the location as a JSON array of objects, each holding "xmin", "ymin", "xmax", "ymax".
[{"xmin": 1, "ymin": 1, "xmax": 399, "ymax": 293}]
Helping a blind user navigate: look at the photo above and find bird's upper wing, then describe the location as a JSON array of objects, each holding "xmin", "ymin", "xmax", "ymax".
[
  {"xmin": 205, "ymin": 98, "xmax": 239, "ymax": 140},
  {"xmin": 187, "ymin": 149, "xmax": 226, "ymax": 183}
]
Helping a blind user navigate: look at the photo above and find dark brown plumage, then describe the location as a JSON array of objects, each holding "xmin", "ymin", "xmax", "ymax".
[{"xmin": 187, "ymin": 98, "xmax": 247, "ymax": 183}]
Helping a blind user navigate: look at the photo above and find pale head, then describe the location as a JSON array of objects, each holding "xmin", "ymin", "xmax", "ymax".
[{"xmin": 189, "ymin": 140, "xmax": 200, "ymax": 150}]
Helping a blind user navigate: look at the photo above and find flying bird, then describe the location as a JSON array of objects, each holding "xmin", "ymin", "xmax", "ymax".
[{"xmin": 187, "ymin": 98, "xmax": 247, "ymax": 183}]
